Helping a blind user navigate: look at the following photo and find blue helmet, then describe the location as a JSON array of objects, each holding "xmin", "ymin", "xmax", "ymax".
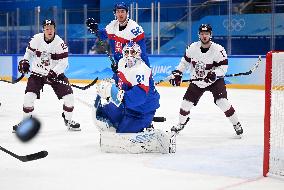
[{"xmin": 113, "ymin": 2, "xmax": 128, "ymax": 13}]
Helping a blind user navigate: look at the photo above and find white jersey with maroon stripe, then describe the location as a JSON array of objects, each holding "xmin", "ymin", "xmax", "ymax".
[
  {"xmin": 176, "ymin": 41, "xmax": 228, "ymax": 88},
  {"xmin": 23, "ymin": 33, "xmax": 68, "ymax": 76}
]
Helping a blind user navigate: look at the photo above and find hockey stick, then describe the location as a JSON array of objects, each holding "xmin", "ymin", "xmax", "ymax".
[
  {"xmin": 86, "ymin": 18, "xmax": 117, "ymax": 66},
  {"xmin": 184, "ymin": 55, "xmax": 262, "ymax": 83},
  {"xmin": 30, "ymin": 72, "xmax": 98, "ymax": 90},
  {"xmin": 0, "ymin": 73, "xmax": 25, "ymax": 84},
  {"xmin": 155, "ymin": 75, "xmax": 173, "ymax": 85},
  {"xmin": 156, "ymin": 56, "xmax": 262, "ymax": 84},
  {"xmin": 67, "ymin": 77, "xmax": 98, "ymax": 90},
  {"xmin": 0, "ymin": 145, "xmax": 48, "ymax": 162}
]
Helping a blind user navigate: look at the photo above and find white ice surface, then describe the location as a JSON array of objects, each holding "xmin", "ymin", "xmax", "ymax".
[{"xmin": 0, "ymin": 82, "xmax": 283, "ymax": 190}]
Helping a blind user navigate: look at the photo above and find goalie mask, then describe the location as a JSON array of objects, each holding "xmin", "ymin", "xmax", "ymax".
[{"xmin": 122, "ymin": 42, "xmax": 141, "ymax": 68}]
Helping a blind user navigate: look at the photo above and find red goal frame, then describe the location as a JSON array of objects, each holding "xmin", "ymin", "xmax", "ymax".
[{"xmin": 263, "ymin": 50, "xmax": 284, "ymax": 177}]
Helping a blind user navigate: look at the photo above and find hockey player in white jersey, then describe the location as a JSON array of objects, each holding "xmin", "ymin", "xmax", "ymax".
[
  {"xmin": 13, "ymin": 19, "xmax": 80, "ymax": 132},
  {"xmin": 92, "ymin": 42, "xmax": 176, "ymax": 153},
  {"xmin": 169, "ymin": 24, "xmax": 243, "ymax": 137}
]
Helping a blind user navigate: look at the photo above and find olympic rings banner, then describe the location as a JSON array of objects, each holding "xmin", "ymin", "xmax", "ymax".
[{"xmin": 0, "ymin": 54, "xmax": 265, "ymax": 89}]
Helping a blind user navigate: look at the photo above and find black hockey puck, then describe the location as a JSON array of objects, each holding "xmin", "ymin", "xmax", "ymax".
[
  {"xmin": 16, "ymin": 117, "xmax": 41, "ymax": 142},
  {"xmin": 152, "ymin": 117, "xmax": 166, "ymax": 122}
]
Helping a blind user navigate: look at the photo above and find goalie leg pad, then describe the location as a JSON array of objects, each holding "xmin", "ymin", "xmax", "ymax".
[{"xmin": 100, "ymin": 129, "xmax": 176, "ymax": 154}]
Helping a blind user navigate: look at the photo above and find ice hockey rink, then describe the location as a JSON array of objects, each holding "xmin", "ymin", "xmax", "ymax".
[{"xmin": 0, "ymin": 81, "xmax": 283, "ymax": 190}]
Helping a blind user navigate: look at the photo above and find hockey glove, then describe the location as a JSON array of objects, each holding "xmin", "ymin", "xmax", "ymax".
[
  {"xmin": 46, "ymin": 70, "xmax": 57, "ymax": 83},
  {"xmin": 204, "ymin": 71, "xmax": 217, "ymax": 83},
  {"xmin": 110, "ymin": 85, "xmax": 125, "ymax": 106},
  {"xmin": 18, "ymin": 59, "xmax": 30, "ymax": 74},
  {"xmin": 96, "ymin": 79, "xmax": 114, "ymax": 99},
  {"xmin": 86, "ymin": 18, "xmax": 98, "ymax": 34},
  {"xmin": 169, "ymin": 70, "xmax": 183, "ymax": 86}
]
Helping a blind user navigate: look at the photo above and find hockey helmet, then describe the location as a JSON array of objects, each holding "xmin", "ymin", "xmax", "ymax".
[
  {"xmin": 122, "ymin": 41, "xmax": 141, "ymax": 68},
  {"xmin": 113, "ymin": 2, "xmax": 128, "ymax": 13},
  {"xmin": 198, "ymin": 24, "xmax": 212, "ymax": 34},
  {"xmin": 42, "ymin": 19, "xmax": 56, "ymax": 29},
  {"xmin": 123, "ymin": 41, "xmax": 141, "ymax": 57}
]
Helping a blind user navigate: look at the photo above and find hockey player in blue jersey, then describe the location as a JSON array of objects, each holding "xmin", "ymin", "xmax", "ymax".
[
  {"xmin": 93, "ymin": 41, "xmax": 159, "ymax": 133},
  {"xmin": 86, "ymin": 2, "xmax": 150, "ymax": 73},
  {"xmin": 92, "ymin": 42, "xmax": 175, "ymax": 154}
]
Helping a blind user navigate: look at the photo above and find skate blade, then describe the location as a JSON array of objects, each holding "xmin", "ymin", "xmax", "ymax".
[
  {"xmin": 232, "ymin": 134, "xmax": 243, "ymax": 139},
  {"xmin": 68, "ymin": 127, "xmax": 81, "ymax": 131}
]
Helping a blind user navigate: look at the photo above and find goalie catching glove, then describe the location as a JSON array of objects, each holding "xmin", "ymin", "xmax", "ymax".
[
  {"xmin": 96, "ymin": 79, "xmax": 125, "ymax": 106},
  {"xmin": 169, "ymin": 70, "xmax": 183, "ymax": 86}
]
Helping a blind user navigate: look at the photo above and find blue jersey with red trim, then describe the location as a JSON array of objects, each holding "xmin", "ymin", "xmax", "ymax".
[
  {"xmin": 98, "ymin": 19, "xmax": 149, "ymax": 66},
  {"xmin": 117, "ymin": 58, "xmax": 160, "ymax": 114}
]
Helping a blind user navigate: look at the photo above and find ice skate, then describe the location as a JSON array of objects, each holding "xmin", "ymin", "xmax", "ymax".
[
  {"xmin": 233, "ymin": 122, "xmax": 243, "ymax": 137},
  {"xmin": 62, "ymin": 113, "xmax": 81, "ymax": 131},
  {"xmin": 171, "ymin": 123, "xmax": 185, "ymax": 133},
  {"xmin": 171, "ymin": 117, "xmax": 189, "ymax": 134}
]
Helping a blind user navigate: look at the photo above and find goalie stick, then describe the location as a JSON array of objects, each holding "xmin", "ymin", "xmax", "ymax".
[
  {"xmin": 0, "ymin": 73, "xmax": 24, "ymax": 84},
  {"xmin": 0, "ymin": 145, "xmax": 48, "ymax": 162},
  {"xmin": 156, "ymin": 56, "xmax": 262, "ymax": 85}
]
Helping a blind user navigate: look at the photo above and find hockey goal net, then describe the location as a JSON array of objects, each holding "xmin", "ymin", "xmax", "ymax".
[{"xmin": 263, "ymin": 51, "xmax": 284, "ymax": 177}]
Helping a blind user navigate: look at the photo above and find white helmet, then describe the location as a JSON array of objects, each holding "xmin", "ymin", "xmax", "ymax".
[{"xmin": 122, "ymin": 41, "xmax": 141, "ymax": 68}]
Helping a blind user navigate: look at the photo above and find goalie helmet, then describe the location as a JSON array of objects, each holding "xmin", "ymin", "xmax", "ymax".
[
  {"xmin": 42, "ymin": 19, "xmax": 56, "ymax": 29},
  {"xmin": 122, "ymin": 41, "xmax": 141, "ymax": 68},
  {"xmin": 113, "ymin": 2, "xmax": 128, "ymax": 13}
]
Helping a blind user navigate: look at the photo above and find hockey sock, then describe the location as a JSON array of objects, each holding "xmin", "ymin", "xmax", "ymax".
[{"xmin": 179, "ymin": 100, "xmax": 194, "ymax": 124}]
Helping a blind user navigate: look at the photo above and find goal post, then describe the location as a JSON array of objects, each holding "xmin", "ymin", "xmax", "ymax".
[{"xmin": 263, "ymin": 51, "xmax": 284, "ymax": 177}]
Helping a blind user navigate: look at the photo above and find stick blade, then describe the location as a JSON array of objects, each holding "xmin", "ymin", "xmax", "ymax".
[{"xmin": 20, "ymin": 150, "xmax": 48, "ymax": 162}]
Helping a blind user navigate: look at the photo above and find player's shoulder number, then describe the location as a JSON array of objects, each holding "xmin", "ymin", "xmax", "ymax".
[
  {"xmin": 60, "ymin": 43, "xmax": 68, "ymax": 50},
  {"xmin": 131, "ymin": 27, "xmax": 142, "ymax": 36}
]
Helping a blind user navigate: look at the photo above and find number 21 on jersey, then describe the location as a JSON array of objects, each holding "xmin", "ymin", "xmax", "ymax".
[{"xmin": 136, "ymin": 75, "xmax": 144, "ymax": 83}]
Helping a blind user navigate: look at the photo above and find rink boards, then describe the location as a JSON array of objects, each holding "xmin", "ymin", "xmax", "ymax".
[{"xmin": 0, "ymin": 54, "xmax": 265, "ymax": 89}]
